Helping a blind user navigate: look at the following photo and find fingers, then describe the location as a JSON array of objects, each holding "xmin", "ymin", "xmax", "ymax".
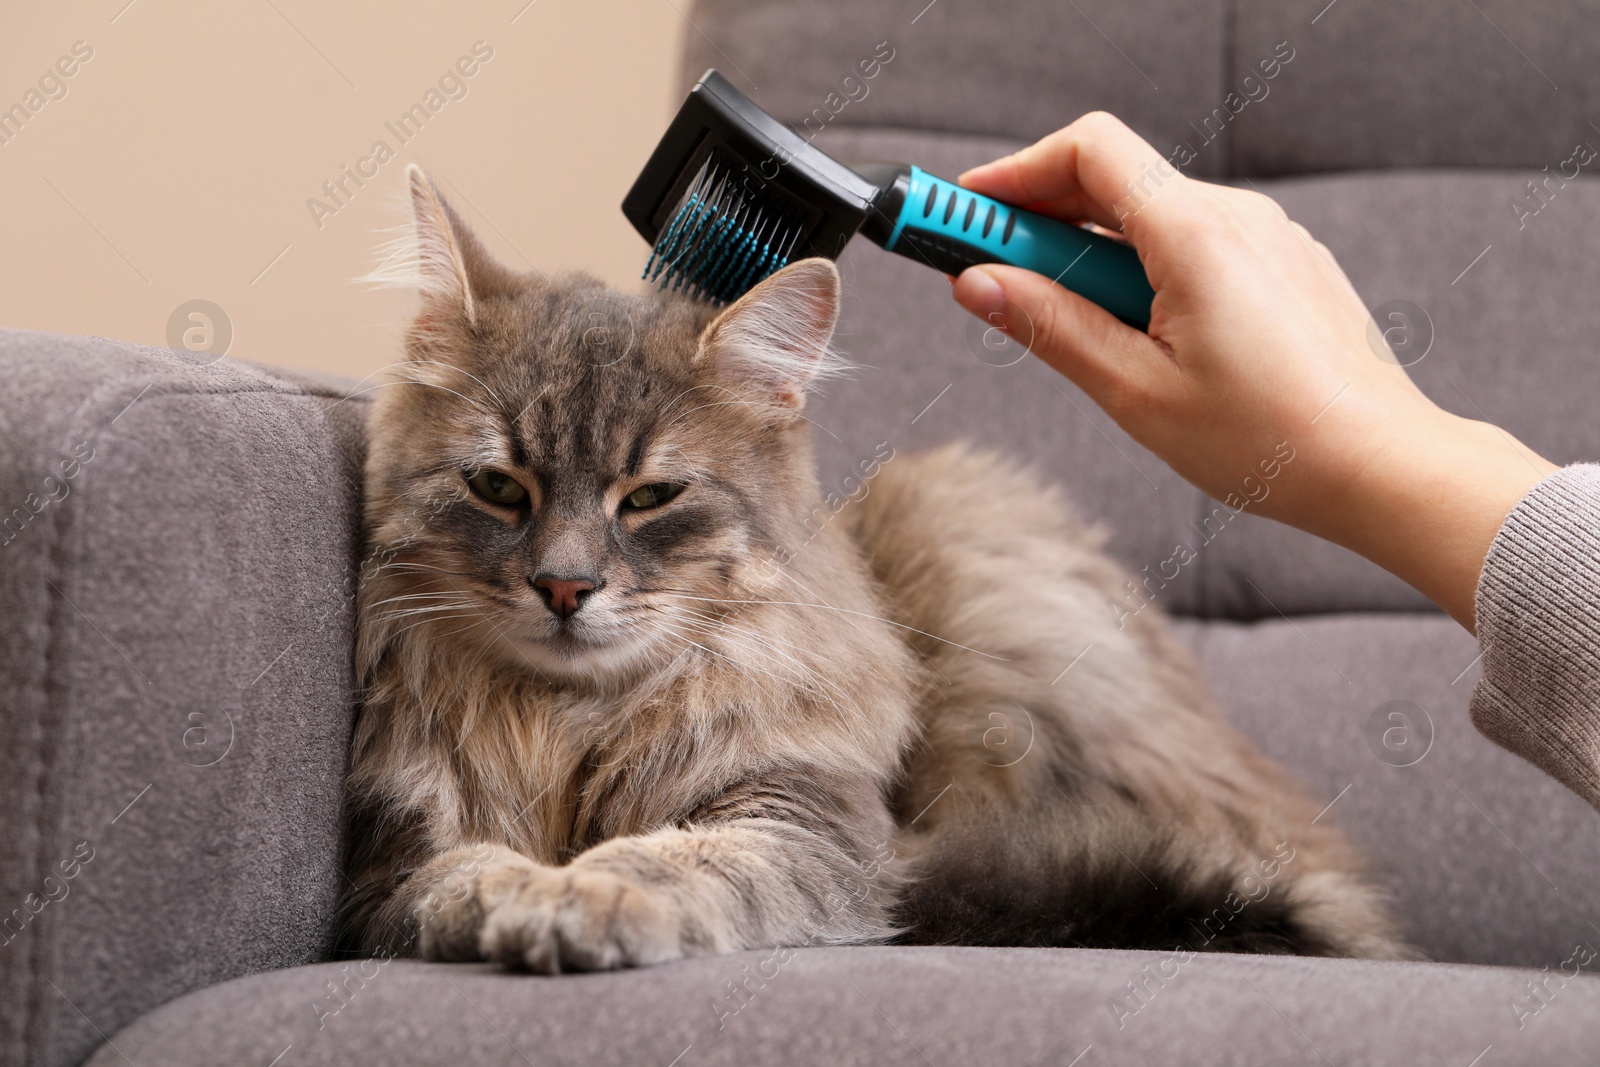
[
  {"xmin": 958, "ymin": 112, "xmax": 1199, "ymax": 242},
  {"xmin": 951, "ymin": 263, "xmax": 1166, "ymax": 412}
]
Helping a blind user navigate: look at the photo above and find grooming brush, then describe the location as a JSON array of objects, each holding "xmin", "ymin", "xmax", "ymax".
[{"xmin": 623, "ymin": 69, "xmax": 1155, "ymax": 328}]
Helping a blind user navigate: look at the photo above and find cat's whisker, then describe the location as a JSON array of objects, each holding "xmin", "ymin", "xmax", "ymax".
[
  {"xmin": 386, "ymin": 609, "xmax": 493, "ymax": 642},
  {"xmin": 665, "ymin": 605, "xmax": 845, "ymax": 689},
  {"xmin": 652, "ymin": 619, "xmax": 775, "ymax": 682},
  {"xmin": 387, "ymin": 358, "xmax": 507, "ymax": 410},
  {"xmin": 329, "ymin": 357, "xmax": 501, "ymax": 405},
  {"xmin": 653, "ymin": 591, "xmax": 1008, "ymax": 661},
  {"xmin": 661, "ymin": 398, "xmax": 762, "ymax": 429},
  {"xmin": 668, "ymin": 604, "xmax": 812, "ymax": 655},
  {"xmin": 366, "ymin": 591, "xmax": 475, "ymax": 610},
  {"xmin": 658, "ymin": 610, "xmax": 853, "ymax": 710},
  {"xmin": 372, "ymin": 591, "xmax": 481, "ymax": 613},
  {"xmin": 328, "ymin": 377, "xmax": 497, "ymax": 416},
  {"xmin": 375, "ymin": 604, "xmax": 481, "ymax": 625},
  {"xmin": 764, "ymin": 568, "xmax": 878, "ymax": 645},
  {"xmin": 371, "ymin": 594, "xmax": 478, "ymax": 613},
  {"xmin": 653, "ymin": 625, "xmax": 779, "ymax": 694},
  {"xmin": 380, "ymin": 604, "xmax": 480, "ymax": 630},
  {"xmin": 670, "ymin": 625, "xmax": 831, "ymax": 697},
  {"xmin": 654, "ymin": 381, "xmax": 753, "ymax": 424},
  {"xmin": 369, "ymin": 561, "xmax": 480, "ymax": 581},
  {"xmin": 433, "ymin": 617, "xmax": 504, "ymax": 671}
]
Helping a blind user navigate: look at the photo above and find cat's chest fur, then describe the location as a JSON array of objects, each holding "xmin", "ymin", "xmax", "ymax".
[
  {"xmin": 375, "ymin": 574, "xmax": 920, "ymax": 868},
  {"xmin": 448, "ymin": 679, "xmax": 764, "ymax": 863}
]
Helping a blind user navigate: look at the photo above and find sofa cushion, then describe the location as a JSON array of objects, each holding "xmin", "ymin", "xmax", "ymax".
[
  {"xmin": 0, "ymin": 330, "xmax": 366, "ymax": 1067},
  {"xmin": 85, "ymin": 948, "xmax": 1600, "ymax": 1067},
  {"xmin": 1173, "ymin": 613, "xmax": 1600, "ymax": 968}
]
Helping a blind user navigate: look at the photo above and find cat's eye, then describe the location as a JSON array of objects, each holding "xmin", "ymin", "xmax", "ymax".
[
  {"xmin": 623, "ymin": 482, "xmax": 685, "ymax": 510},
  {"xmin": 467, "ymin": 468, "xmax": 528, "ymax": 506}
]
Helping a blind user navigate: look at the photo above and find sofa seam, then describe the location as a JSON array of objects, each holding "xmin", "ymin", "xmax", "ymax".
[
  {"xmin": 1222, "ymin": 0, "xmax": 1236, "ymax": 179},
  {"xmin": 0, "ymin": 330, "xmax": 370, "ymax": 406},
  {"xmin": 1192, "ymin": 486, "xmax": 1215, "ymax": 618},
  {"xmin": 17, "ymin": 379, "xmax": 107, "ymax": 1067}
]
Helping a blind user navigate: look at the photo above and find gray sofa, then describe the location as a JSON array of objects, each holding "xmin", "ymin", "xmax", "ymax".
[{"xmin": 6, "ymin": 0, "xmax": 1600, "ymax": 1063}]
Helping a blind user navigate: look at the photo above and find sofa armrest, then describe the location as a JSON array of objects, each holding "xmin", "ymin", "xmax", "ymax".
[{"xmin": 0, "ymin": 329, "xmax": 365, "ymax": 1067}]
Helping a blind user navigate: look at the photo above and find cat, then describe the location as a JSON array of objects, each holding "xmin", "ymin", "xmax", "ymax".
[{"xmin": 338, "ymin": 165, "xmax": 1408, "ymax": 971}]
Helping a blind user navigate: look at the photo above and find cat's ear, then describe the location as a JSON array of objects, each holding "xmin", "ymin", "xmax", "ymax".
[
  {"xmin": 406, "ymin": 165, "xmax": 478, "ymax": 325},
  {"xmin": 698, "ymin": 258, "xmax": 842, "ymax": 413},
  {"xmin": 371, "ymin": 164, "xmax": 514, "ymax": 332}
]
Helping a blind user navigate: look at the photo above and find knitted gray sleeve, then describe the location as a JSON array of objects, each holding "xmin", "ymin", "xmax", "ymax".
[{"xmin": 1471, "ymin": 463, "xmax": 1600, "ymax": 812}]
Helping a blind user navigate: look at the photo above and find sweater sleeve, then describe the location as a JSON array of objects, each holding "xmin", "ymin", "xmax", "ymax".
[{"xmin": 1470, "ymin": 463, "xmax": 1600, "ymax": 812}]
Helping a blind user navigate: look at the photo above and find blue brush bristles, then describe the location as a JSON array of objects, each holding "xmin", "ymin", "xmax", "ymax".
[{"xmin": 643, "ymin": 157, "xmax": 803, "ymax": 304}]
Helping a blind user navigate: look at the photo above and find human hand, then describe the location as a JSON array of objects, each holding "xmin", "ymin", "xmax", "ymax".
[{"xmin": 950, "ymin": 112, "xmax": 1556, "ymax": 629}]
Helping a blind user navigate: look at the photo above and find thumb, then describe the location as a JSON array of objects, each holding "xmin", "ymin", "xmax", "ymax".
[{"xmin": 951, "ymin": 264, "xmax": 1162, "ymax": 408}]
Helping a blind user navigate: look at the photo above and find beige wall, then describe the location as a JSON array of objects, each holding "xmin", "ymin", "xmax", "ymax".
[{"xmin": 0, "ymin": 0, "xmax": 686, "ymax": 380}]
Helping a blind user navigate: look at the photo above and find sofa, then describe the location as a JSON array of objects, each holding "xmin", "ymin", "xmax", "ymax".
[{"xmin": 5, "ymin": 0, "xmax": 1599, "ymax": 1063}]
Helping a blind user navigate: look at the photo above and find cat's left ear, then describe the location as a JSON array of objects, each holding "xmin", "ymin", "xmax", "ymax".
[
  {"xmin": 383, "ymin": 164, "xmax": 517, "ymax": 333},
  {"xmin": 698, "ymin": 258, "xmax": 842, "ymax": 413}
]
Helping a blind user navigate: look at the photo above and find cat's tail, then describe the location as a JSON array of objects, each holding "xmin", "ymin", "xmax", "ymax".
[{"xmin": 841, "ymin": 443, "xmax": 1413, "ymax": 960}]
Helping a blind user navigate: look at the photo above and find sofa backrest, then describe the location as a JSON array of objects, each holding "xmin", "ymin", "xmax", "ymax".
[{"xmin": 680, "ymin": 0, "xmax": 1600, "ymax": 178}]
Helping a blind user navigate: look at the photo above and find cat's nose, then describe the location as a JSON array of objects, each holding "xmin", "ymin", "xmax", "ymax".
[{"xmin": 532, "ymin": 574, "xmax": 599, "ymax": 620}]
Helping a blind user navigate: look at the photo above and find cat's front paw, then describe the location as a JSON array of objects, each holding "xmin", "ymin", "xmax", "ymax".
[
  {"xmin": 479, "ymin": 867, "xmax": 686, "ymax": 973},
  {"xmin": 412, "ymin": 845, "xmax": 542, "ymax": 963}
]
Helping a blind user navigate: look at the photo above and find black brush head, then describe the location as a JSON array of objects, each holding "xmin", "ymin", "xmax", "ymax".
[{"xmin": 623, "ymin": 69, "xmax": 881, "ymax": 303}]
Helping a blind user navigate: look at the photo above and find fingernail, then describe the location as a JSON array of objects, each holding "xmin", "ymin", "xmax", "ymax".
[{"xmin": 953, "ymin": 267, "xmax": 1007, "ymax": 322}]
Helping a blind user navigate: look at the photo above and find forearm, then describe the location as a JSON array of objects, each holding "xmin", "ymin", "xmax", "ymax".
[
  {"xmin": 355, "ymin": 841, "xmax": 501, "ymax": 958},
  {"xmin": 1296, "ymin": 407, "xmax": 1557, "ymax": 632},
  {"xmin": 571, "ymin": 820, "xmax": 896, "ymax": 948},
  {"xmin": 397, "ymin": 817, "xmax": 896, "ymax": 970}
]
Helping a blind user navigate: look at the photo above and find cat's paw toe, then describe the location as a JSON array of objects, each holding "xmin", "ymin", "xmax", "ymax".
[
  {"xmin": 411, "ymin": 847, "xmax": 543, "ymax": 962},
  {"xmin": 480, "ymin": 868, "xmax": 684, "ymax": 973}
]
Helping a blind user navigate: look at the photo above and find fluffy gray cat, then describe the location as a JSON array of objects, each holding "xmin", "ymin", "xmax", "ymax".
[{"xmin": 338, "ymin": 166, "xmax": 1407, "ymax": 971}]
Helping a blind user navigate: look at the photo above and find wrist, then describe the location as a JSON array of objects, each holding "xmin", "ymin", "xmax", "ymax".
[{"xmin": 1315, "ymin": 406, "xmax": 1556, "ymax": 630}]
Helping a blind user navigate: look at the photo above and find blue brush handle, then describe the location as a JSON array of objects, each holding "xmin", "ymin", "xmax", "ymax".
[{"xmin": 880, "ymin": 165, "xmax": 1154, "ymax": 328}]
